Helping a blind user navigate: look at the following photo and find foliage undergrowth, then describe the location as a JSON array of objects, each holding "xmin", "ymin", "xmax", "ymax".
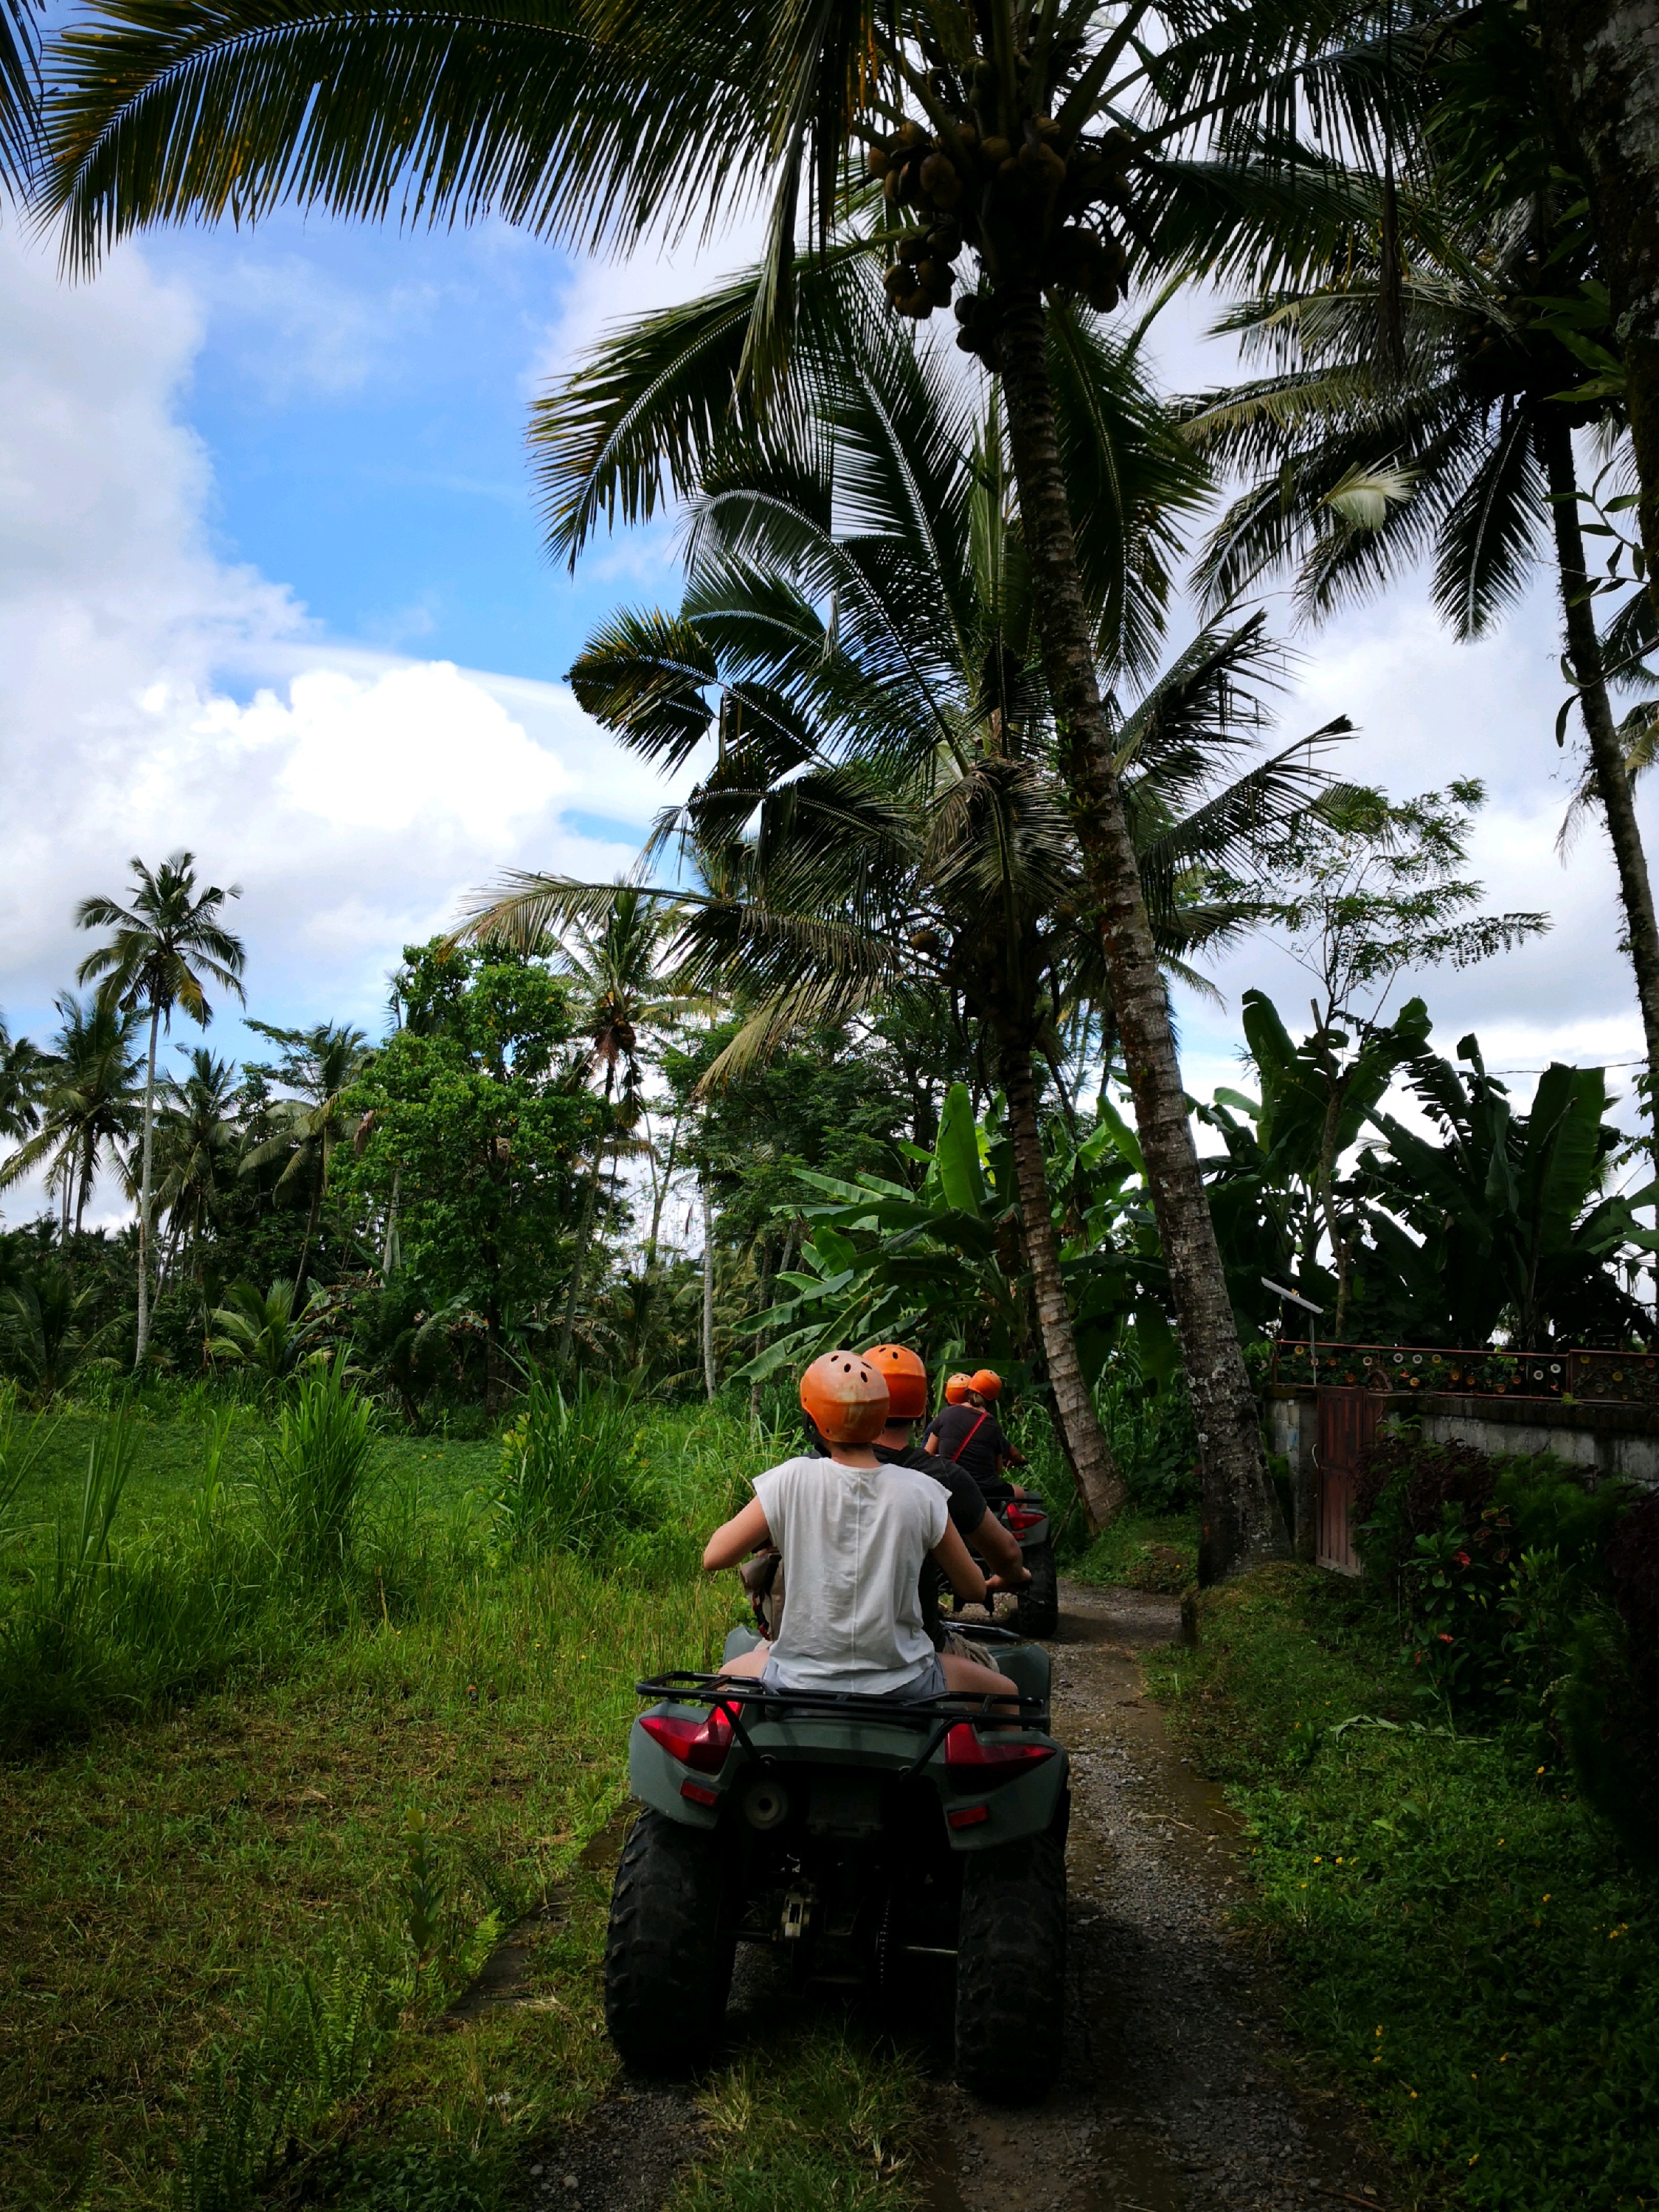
[
  {"xmin": 1150, "ymin": 1565, "xmax": 1659, "ymax": 2210},
  {"xmin": 1071, "ymin": 1508, "xmax": 1199, "ymax": 1592}
]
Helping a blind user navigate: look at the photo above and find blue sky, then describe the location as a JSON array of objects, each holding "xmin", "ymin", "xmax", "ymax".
[{"xmin": 0, "ymin": 199, "xmax": 1653, "ymax": 1227}]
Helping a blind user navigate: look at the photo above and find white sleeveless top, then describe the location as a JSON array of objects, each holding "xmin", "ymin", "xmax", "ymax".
[{"xmin": 751, "ymin": 1455, "xmax": 949, "ymax": 1691}]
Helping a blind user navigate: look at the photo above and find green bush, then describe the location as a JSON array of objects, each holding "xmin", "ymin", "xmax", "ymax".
[{"xmin": 1353, "ymin": 1426, "xmax": 1659, "ymax": 1860}]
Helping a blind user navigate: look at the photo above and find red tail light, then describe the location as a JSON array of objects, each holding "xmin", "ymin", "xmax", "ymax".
[
  {"xmin": 1005, "ymin": 1502, "xmax": 1045, "ymax": 1533},
  {"xmin": 640, "ymin": 1708, "xmax": 734, "ymax": 1774},
  {"xmin": 944, "ymin": 1722, "xmax": 1056, "ymax": 1786}
]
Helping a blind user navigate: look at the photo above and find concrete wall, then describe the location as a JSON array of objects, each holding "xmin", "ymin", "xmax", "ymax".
[{"xmin": 1266, "ymin": 1387, "xmax": 1659, "ymax": 1491}]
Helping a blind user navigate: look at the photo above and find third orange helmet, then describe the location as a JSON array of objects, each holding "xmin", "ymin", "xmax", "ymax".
[
  {"xmin": 943, "ymin": 1372, "xmax": 974, "ymax": 1406},
  {"xmin": 969, "ymin": 1367, "xmax": 1003, "ymax": 1403}
]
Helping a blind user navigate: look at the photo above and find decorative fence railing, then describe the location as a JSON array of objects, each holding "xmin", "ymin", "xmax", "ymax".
[{"xmin": 1270, "ymin": 1341, "xmax": 1659, "ymax": 1408}]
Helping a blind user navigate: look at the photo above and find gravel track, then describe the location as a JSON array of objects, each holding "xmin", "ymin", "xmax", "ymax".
[{"xmin": 921, "ymin": 1581, "xmax": 1393, "ymax": 2212}]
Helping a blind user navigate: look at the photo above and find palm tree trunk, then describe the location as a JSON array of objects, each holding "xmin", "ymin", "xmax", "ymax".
[
  {"xmin": 1001, "ymin": 1043, "xmax": 1127, "ymax": 1531},
  {"xmin": 1537, "ymin": 412, "xmax": 1659, "ymax": 1089},
  {"xmin": 701, "ymin": 1179, "xmax": 717, "ymax": 1403},
  {"xmin": 1534, "ymin": 0, "xmax": 1659, "ymax": 620},
  {"xmin": 558, "ymin": 1162, "xmax": 601, "ymax": 1370},
  {"xmin": 293, "ymin": 1171, "xmax": 323, "ymax": 1303},
  {"xmin": 994, "ymin": 282, "xmax": 1285, "ymax": 1583},
  {"xmin": 380, "ymin": 1166, "xmax": 401, "ymax": 1276},
  {"xmin": 134, "ymin": 1003, "xmax": 160, "ymax": 1368}
]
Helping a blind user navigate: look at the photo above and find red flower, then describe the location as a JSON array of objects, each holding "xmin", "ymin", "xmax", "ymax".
[
  {"xmin": 1455, "ymin": 1551, "xmax": 1471, "ymax": 1567},
  {"xmin": 1438, "ymin": 1632, "xmax": 1454, "ymax": 1643}
]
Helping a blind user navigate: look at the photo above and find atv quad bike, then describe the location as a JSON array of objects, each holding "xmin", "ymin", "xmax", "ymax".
[
  {"xmin": 604, "ymin": 1624, "xmax": 1067, "ymax": 2101},
  {"xmin": 951, "ymin": 1488, "xmax": 1057, "ymax": 1640}
]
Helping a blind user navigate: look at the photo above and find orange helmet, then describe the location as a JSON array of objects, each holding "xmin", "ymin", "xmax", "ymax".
[
  {"xmin": 969, "ymin": 1367, "xmax": 1003, "ymax": 1403},
  {"xmin": 861, "ymin": 1343, "xmax": 929, "ymax": 1421},
  {"xmin": 944, "ymin": 1372, "xmax": 975, "ymax": 1406},
  {"xmin": 800, "ymin": 1351, "xmax": 890, "ymax": 1444}
]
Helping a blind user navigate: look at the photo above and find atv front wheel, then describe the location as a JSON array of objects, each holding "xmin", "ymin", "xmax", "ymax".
[
  {"xmin": 953, "ymin": 1830, "xmax": 1066, "ymax": 2101},
  {"xmin": 604, "ymin": 1810, "xmax": 735, "ymax": 2073},
  {"xmin": 1014, "ymin": 1539, "xmax": 1059, "ymax": 1639}
]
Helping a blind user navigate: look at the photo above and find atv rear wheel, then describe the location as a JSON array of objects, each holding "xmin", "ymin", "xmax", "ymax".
[
  {"xmin": 604, "ymin": 1810, "xmax": 735, "ymax": 2073},
  {"xmin": 953, "ymin": 1829, "xmax": 1066, "ymax": 2101},
  {"xmin": 1014, "ymin": 1539, "xmax": 1059, "ymax": 1639}
]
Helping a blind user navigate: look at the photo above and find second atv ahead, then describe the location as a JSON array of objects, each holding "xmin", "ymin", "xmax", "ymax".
[
  {"xmin": 604, "ymin": 1624, "xmax": 1068, "ymax": 2102},
  {"xmin": 951, "ymin": 1488, "xmax": 1057, "ymax": 1640}
]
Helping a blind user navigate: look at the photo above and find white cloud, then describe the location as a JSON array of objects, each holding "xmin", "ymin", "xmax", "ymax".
[{"xmin": 0, "ymin": 228, "xmax": 684, "ymax": 1227}]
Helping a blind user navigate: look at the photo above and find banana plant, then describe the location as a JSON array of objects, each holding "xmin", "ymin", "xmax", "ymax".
[
  {"xmin": 1359, "ymin": 1042, "xmax": 1658, "ymax": 1349},
  {"xmin": 732, "ymin": 1082, "xmax": 1029, "ymax": 1386}
]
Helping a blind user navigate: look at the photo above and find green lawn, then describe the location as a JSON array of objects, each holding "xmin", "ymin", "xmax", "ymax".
[{"xmin": 0, "ymin": 1395, "xmax": 927, "ymax": 2212}]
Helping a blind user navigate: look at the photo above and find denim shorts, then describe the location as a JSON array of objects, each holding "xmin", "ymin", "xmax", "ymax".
[{"xmin": 759, "ymin": 1654, "xmax": 947, "ymax": 1699}]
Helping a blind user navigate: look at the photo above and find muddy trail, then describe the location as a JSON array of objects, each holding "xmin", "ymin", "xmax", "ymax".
[{"xmin": 524, "ymin": 1581, "xmax": 1394, "ymax": 2212}]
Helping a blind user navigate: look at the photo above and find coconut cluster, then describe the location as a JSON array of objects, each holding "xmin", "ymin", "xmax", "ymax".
[{"xmin": 867, "ymin": 114, "xmax": 1135, "ymax": 351}]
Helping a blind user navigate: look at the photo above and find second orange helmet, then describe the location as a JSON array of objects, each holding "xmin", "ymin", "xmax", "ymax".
[{"xmin": 861, "ymin": 1342, "xmax": 929, "ymax": 1421}]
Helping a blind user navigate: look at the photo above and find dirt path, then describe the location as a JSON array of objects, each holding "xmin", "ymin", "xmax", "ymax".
[
  {"xmin": 922, "ymin": 1580, "xmax": 1393, "ymax": 2212},
  {"xmin": 522, "ymin": 1579, "xmax": 1394, "ymax": 2212}
]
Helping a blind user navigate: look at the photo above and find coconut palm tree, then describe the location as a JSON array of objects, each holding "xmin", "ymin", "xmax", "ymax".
[
  {"xmin": 74, "ymin": 853, "xmax": 246, "ymax": 1366},
  {"xmin": 1181, "ymin": 187, "xmax": 1659, "ymax": 1105},
  {"xmin": 39, "ymin": 0, "xmax": 1395, "ymax": 1573},
  {"xmin": 469, "ymin": 299, "xmax": 1349, "ymax": 1525},
  {"xmin": 0, "ymin": 1016, "xmax": 53, "ymax": 1145},
  {"xmin": 239, "ymin": 1022, "xmax": 372, "ymax": 1298},
  {"xmin": 153, "ymin": 1048, "xmax": 240, "ymax": 1278},
  {"xmin": 541, "ymin": 889, "xmax": 690, "ymax": 1368},
  {"xmin": 0, "ymin": 993, "xmax": 143, "ymax": 1235},
  {"xmin": 0, "ymin": 0, "xmax": 39, "ymax": 196}
]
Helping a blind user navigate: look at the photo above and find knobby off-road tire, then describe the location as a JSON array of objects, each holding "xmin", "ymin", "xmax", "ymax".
[
  {"xmin": 603, "ymin": 1810, "xmax": 735, "ymax": 2073},
  {"xmin": 953, "ymin": 1828, "xmax": 1066, "ymax": 2102},
  {"xmin": 1015, "ymin": 1539, "xmax": 1059, "ymax": 1640}
]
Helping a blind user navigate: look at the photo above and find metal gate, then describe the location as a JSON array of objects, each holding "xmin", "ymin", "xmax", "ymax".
[{"xmin": 1315, "ymin": 1387, "xmax": 1377, "ymax": 1574}]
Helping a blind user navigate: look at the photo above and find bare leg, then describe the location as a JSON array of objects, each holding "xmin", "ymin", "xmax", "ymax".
[
  {"xmin": 715, "ymin": 1643, "xmax": 770, "ymax": 1679},
  {"xmin": 940, "ymin": 1653, "xmax": 1019, "ymax": 1704}
]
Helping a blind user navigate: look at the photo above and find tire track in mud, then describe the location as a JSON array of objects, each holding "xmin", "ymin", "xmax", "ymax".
[{"xmin": 921, "ymin": 1581, "xmax": 1394, "ymax": 2212}]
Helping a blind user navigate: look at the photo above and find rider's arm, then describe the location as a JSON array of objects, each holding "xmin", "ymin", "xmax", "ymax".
[
  {"xmin": 702, "ymin": 1496, "xmax": 771, "ymax": 1572},
  {"xmin": 929, "ymin": 1519, "xmax": 988, "ymax": 1605},
  {"xmin": 972, "ymin": 1505, "xmax": 1028, "ymax": 1585}
]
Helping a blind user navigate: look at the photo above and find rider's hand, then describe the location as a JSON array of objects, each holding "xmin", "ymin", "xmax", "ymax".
[{"xmin": 983, "ymin": 1567, "xmax": 1031, "ymax": 1591}]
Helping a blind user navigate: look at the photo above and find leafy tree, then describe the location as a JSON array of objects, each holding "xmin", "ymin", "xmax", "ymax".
[
  {"xmin": 0, "ymin": 1266, "xmax": 114, "ymax": 1399},
  {"xmin": 73, "ymin": 853, "xmax": 246, "ymax": 1368},
  {"xmin": 37, "ymin": 0, "xmax": 1388, "ymax": 1576},
  {"xmin": 333, "ymin": 940, "xmax": 595, "ymax": 1410},
  {"xmin": 493, "ymin": 291, "xmax": 1343, "ymax": 1534},
  {"xmin": 1359, "ymin": 1041, "xmax": 1656, "ymax": 1351},
  {"xmin": 207, "ymin": 1277, "xmax": 330, "ymax": 1386},
  {"xmin": 547, "ymin": 889, "xmax": 689, "ymax": 1368},
  {"xmin": 1209, "ymin": 780, "xmax": 1548, "ymax": 1332}
]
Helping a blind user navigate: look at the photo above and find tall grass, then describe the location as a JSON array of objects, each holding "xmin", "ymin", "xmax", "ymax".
[
  {"xmin": 0, "ymin": 1377, "xmax": 54, "ymax": 1553},
  {"xmin": 0, "ymin": 1411, "xmax": 139, "ymax": 1739},
  {"xmin": 493, "ymin": 1378, "xmax": 650, "ymax": 1562},
  {"xmin": 259, "ymin": 1359, "xmax": 377, "ymax": 1586}
]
